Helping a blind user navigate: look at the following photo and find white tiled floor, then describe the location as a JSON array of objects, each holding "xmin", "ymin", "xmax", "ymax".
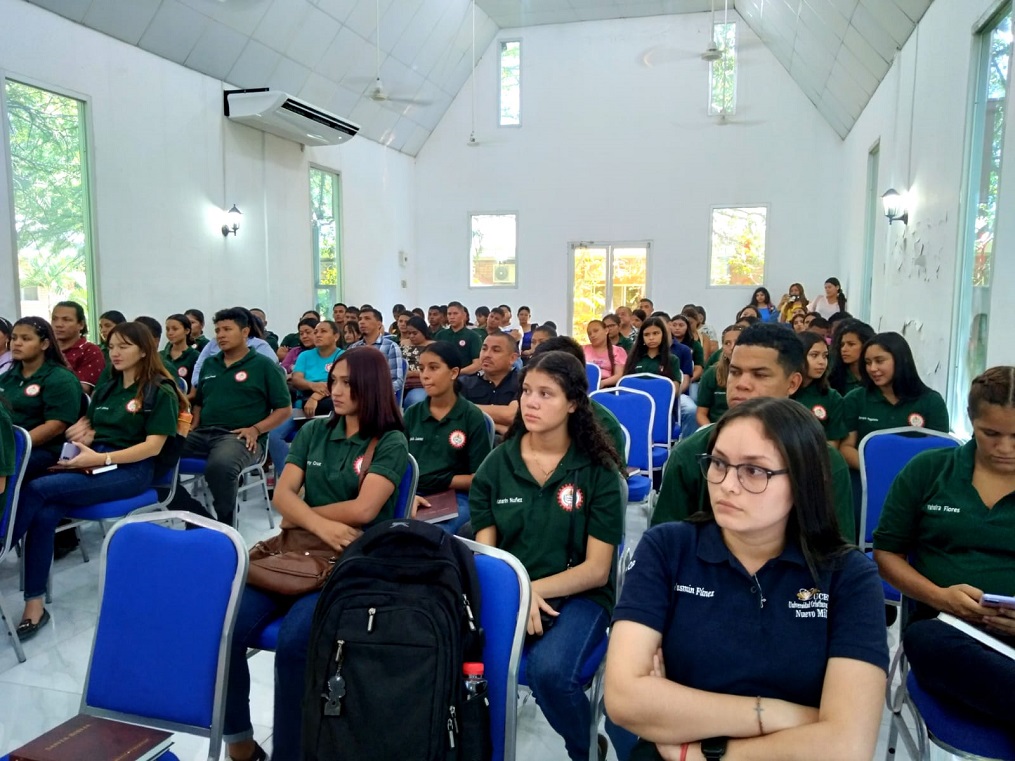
[{"xmin": 0, "ymin": 501, "xmax": 960, "ymax": 760}]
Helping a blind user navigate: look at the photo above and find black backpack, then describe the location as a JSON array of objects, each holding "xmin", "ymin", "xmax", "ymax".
[
  {"xmin": 90, "ymin": 377, "xmax": 185, "ymax": 481},
  {"xmin": 302, "ymin": 519, "xmax": 490, "ymax": 761}
]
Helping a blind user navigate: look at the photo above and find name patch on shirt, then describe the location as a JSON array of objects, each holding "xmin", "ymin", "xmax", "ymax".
[
  {"xmin": 789, "ymin": 588, "xmax": 828, "ymax": 618},
  {"xmin": 674, "ymin": 583, "xmax": 715, "ymax": 598},
  {"xmin": 495, "ymin": 497, "xmax": 524, "ymax": 505},
  {"xmin": 926, "ymin": 503, "xmax": 960, "ymax": 514}
]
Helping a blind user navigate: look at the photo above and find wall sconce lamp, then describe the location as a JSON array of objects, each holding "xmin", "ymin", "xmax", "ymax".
[
  {"xmin": 221, "ymin": 204, "xmax": 242, "ymax": 237},
  {"xmin": 881, "ymin": 189, "xmax": 908, "ymax": 225}
]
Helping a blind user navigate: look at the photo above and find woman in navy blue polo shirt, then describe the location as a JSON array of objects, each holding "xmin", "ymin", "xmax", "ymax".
[{"xmin": 604, "ymin": 397, "xmax": 888, "ymax": 761}]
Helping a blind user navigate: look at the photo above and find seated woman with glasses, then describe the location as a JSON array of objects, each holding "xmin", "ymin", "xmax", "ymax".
[{"xmin": 605, "ymin": 397, "xmax": 888, "ymax": 761}]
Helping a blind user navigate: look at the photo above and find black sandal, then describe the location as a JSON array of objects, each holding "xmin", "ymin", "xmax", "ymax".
[
  {"xmin": 16, "ymin": 609, "xmax": 51, "ymax": 641},
  {"xmin": 230, "ymin": 742, "xmax": 268, "ymax": 761}
]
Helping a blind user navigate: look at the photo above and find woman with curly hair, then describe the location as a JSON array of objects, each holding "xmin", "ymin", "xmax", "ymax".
[{"xmin": 471, "ymin": 350, "xmax": 625, "ymax": 761}]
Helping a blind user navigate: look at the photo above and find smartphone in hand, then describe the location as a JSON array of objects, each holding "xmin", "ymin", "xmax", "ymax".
[
  {"xmin": 981, "ymin": 594, "xmax": 1015, "ymax": 610},
  {"xmin": 60, "ymin": 442, "xmax": 80, "ymax": 461}
]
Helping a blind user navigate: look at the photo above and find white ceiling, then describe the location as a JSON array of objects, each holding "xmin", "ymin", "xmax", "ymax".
[{"xmin": 28, "ymin": 0, "xmax": 932, "ymax": 152}]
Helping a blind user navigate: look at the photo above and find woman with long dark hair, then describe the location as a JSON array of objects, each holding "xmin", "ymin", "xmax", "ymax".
[
  {"xmin": 472, "ymin": 351, "xmax": 624, "ymax": 761},
  {"xmin": 400, "ymin": 315, "xmax": 434, "ymax": 408},
  {"xmin": 624, "ymin": 316, "xmax": 682, "ymax": 385},
  {"xmin": 605, "ymin": 398, "xmax": 888, "ymax": 760},
  {"xmin": 10, "ymin": 322, "xmax": 186, "ymax": 640},
  {"xmin": 404, "ymin": 341, "xmax": 491, "ymax": 533},
  {"xmin": 792, "ymin": 331, "xmax": 848, "ymax": 446},
  {"xmin": 840, "ymin": 332, "xmax": 950, "ymax": 470},
  {"xmin": 751, "ymin": 287, "xmax": 778, "ymax": 322},
  {"xmin": 827, "ymin": 319, "xmax": 875, "ymax": 396},
  {"xmin": 0, "ymin": 317, "xmax": 81, "ymax": 478},
  {"xmin": 584, "ymin": 319, "xmax": 626, "ymax": 387},
  {"xmin": 223, "ymin": 347, "xmax": 408, "ymax": 761},
  {"xmin": 160, "ymin": 313, "xmax": 199, "ymax": 390},
  {"xmin": 809, "ymin": 277, "xmax": 847, "ymax": 319}
]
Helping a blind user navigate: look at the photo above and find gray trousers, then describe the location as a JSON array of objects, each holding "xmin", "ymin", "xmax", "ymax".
[{"xmin": 170, "ymin": 427, "xmax": 260, "ymax": 525}]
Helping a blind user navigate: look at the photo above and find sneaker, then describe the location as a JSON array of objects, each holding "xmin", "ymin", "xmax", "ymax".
[{"xmin": 598, "ymin": 732, "xmax": 609, "ymax": 761}]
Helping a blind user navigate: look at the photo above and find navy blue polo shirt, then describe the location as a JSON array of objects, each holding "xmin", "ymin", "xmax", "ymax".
[
  {"xmin": 459, "ymin": 368, "xmax": 520, "ymax": 407},
  {"xmin": 614, "ymin": 522, "xmax": 888, "ymax": 708},
  {"xmin": 670, "ymin": 341, "xmax": 694, "ymax": 378}
]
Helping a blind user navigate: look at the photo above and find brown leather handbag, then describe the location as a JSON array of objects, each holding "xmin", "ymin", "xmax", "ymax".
[{"xmin": 246, "ymin": 438, "xmax": 377, "ymax": 596}]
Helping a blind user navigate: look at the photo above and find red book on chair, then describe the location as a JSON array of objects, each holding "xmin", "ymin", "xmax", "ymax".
[
  {"xmin": 416, "ymin": 490, "xmax": 460, "ymax": 524},
  {"xmin": 10, "ymin": 714, "xmax": 173, "ymax": 761}
]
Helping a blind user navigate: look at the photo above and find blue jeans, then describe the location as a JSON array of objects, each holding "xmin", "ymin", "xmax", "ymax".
[
  {"xmin": 223, "ymin": 586, "xmax": 320, "ymax": 758},
  {"xmin": 677, "ymin": 395, "xmax": 699, "ymax": 439},
  {"xmin": 25, "ymin": 449, "xmax": 58, "ymax": 481},
  {"xmin": 13, "ymin": 456, "xmax": 154, "ymax": 600},
  {"xmin": 403, "ymin": 387, "xmax": 427, "ymax": 408},
  {"xmin": 435, "ymin": 492, "xmax": 471, "ymax": 536},
  {"xmin": 525, "ymin": 596, "xmax": 610, "ymax": 761},
  {"xmin": 268, "ymin": 419, "xmax": 298, "ymax": 474}
]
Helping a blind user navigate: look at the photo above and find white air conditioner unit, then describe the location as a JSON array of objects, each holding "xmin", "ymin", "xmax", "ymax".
[
  {"xmin": 492, "ymin": 263, "xmax": 515, "ymax": 284},
  {"xmin": 224, "ymin": 89, "xmax": 359, "ymax": 147}
]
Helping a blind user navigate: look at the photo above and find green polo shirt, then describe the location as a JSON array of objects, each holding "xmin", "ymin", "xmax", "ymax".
[
  {"xmin": 842, "ymin": 372, "xmax": 863, "ymax": 396},
  {"xmin": 874, "ymin": 441, "xmax": 1015, "ymax": 597},
  {"xmin": 434, "ymin": 327, "xmax": 484, "ymax": 364},
  {"xmin": 629, "ymin": 354, "xmax": 682, "ymax": 384},
  {"xmin": 160, "ymin": 346, "xmax": 200, "ymax": 387},
  {"xmin": 470, "ymin": 435, "xmax": 625, "ymax": 613},
  {"xmin": 281, "ymin": 332, "xmax": 300, "ymax": 349},
  {"xmin": 194, "ymin": 349, "xmax": 290, "ymax": 432},
  {"xmin": 617, "ymin": 336, "xmax": 634, "ymax": 353},
  {"xmin": 652, "ymin": 419, "xmax": 856, "ymax": 541},
  {"xmin": 0, "ymin": 361, "xmax": 82, "ymax": 455},
  {"xmin": 286, "ymin": 418, "xmax": 407, "ymax": 527},
  {"xmin": 88, "ymin": 380, "xmax": 179, "ymax": 450},
  {"xmin": 792, "ymin": 383, "xmax": 848, "ymax": 441},
  {"xmin": 695, "ymin": 365, "xmax": 728, "ymax": 424},
  {"xmin": 705, "ymin": 349, "xmax": 722, "ymax": 369},
  {"xmin": 843, "ymin": 386, "xmax": 950, "ymax": 444},
  {"xmin": 404, "ymin": 395, "xmax": 492, "ymax": 494},
  {"xmin": 0, "ymin": 402, "xmax": 14, "ymax": 508},
  {"xmin": 691, "ymin": 340, "xmax": 704, "ymax": 367},
  {"xmin": 593, "ymin": 400, "xmax": 627, "ymax": 468},
  {"xmin": 194, "ymin": 335, "xmax": 210, "ymax": 351}
]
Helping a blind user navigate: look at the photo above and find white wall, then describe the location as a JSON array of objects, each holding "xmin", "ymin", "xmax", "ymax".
[
  {"xmin": 838, "ymin": 0, "xmax": 1014, "ymax": 404},
  {"xmin": 0, "ymin": 0, "xmax": 415, "ymax": 329},
  {"xmin": 414, "ymin": 12, "xmax": 845, "ymax": 331}
]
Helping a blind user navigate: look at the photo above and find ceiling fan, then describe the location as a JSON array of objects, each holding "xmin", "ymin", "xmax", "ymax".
[
  {"xmin": 359, "ymin": 0, "xmax": 430, "ymax": 106},
  {"xmin": 640, "ymin": 0, "xmax": 747, "ymax": 68}
]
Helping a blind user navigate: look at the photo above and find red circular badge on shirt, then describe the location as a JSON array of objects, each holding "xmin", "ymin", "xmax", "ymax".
[
  {"xmin": 908, "ymin": 413, "xmax": 925, "ymax": 428},
  {"xmin": 557, "ymin": 483, "xmax": 584, "ymax": 513},
  {"xmin": 459, "ymin": 340, "xmax": 466, "ymax": 347},
  {"xmin": 449, "ymin": 430, "xmax": 467, "ymax": 449},
  {"xmin": 126, "ymin": 399, "xmax": 141, "ymax": 414},
  {"xmin": 353, "ymin": 455, "xmax": 365, "ymax": 475},
  {"xmin": 178, "ymin": 366, "xmax": 188, "ymax": 377},
  {"xmin": 235, "ymin": 371, "xmax": 248, "ymax": 382},
  {"xmin": 812, "ymin": 405, "xmax": 827, "ymax": 421},
  {"xmin": 24, "ymin": 384, "xmax": 41, "ymax": 397}
]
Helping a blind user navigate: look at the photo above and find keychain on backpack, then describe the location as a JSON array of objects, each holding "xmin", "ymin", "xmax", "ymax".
[{"xmin": 323, "ymin": 640, "xmax": 346, "ymax": 717}]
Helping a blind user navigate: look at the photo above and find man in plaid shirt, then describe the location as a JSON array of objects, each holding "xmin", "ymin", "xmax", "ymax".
[{"xmin": 349, "ymin": 307, "xmax": 405, "ymax": 396}]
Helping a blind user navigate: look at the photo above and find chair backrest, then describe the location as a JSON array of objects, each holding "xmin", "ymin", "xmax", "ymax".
[
  {"xmin": 859, "ymin": 427, "xmax": 962, "ymax": 549},
  {"xmin": 618, "ymin": 374, "xmax": 675, "ymax": 449},
  {"xmin": 396, "ymin": 358, "xmax": 409, "ymax": 406},
  {"xmin": 482, "ymin": 411, "xmax": 496, "ymax": 448},
  {"xmin": 590, "ymin": 388, "xmax": 654, "ymax": 473},
  {"xmin": 618, "ymin": 423, "xmax": 632, "ymax": 464},
  {"xmin": 585, "ymin": 363, "xmax": 602, "ymax": 392},
  {"xmin": 1, "ymin": 426, "xmax": 32, "ymax": 559},
  {"xmin": 395, "ymin": 455, "xmax": 419, "ymax": 519},
  {"xmin": 455, "ymin": 538, "xmax": 531, "ymax": 761},
  {"xmin": 80, "ymin": 512, "xmax": 248, "ymax": 761}
]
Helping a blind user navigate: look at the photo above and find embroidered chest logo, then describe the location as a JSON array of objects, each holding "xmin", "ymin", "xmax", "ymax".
[
  {"xmin": 235, "ymin": 371, "xmax": 249, "ymax": 383},
  {"xmin": 557, "ymin": 483, "xmax": 584, "ymax": 512},
  {"xmin": 459, "ymin": 340, "xmax": 466, "ymax": 347},
  {"xmin": 789, "ymin": 588, "xmax": 828, "ymax": 618},
  {"xmin": 811, "ymin": 405, "xmax": 827, "ymax": 421},
  {"xmin": 126, "ymin": 399, "xmax": 141, "ymax": 414},
  {"xmin": 908, "ymin": 413, "xmax": 925, "ymax": 427},
  {"xmin": 24, "ymin": 383, "xmax": 41, "ymax": 397},
  {"xmin": 449, "ymin": 430, "xmax": 467, "ymax": 449},
  {"xmin": 178, "ymin": 366, "xmax": 188, "ymax": 377},
  {"xmin": 353, "ymin": 455, "xmax": 365, "ymax": 476}
]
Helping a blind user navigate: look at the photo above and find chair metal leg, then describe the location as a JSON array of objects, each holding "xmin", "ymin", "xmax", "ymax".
[
  {"xmin": 76, "ymin": 527, "xmax": 89, "ymax": 563},
  {"xmin": 0, "ymin": 595, "xmax": 27, "ymax": 663}
]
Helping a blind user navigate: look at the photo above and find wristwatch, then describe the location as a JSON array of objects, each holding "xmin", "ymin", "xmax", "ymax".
[
  {"xmin": 104, "ymin": 453, "xmax": 113, "ymax": 467},
  {"xmin": 701, "ymin": 737, "xmax": 728, "ymax": 760}
]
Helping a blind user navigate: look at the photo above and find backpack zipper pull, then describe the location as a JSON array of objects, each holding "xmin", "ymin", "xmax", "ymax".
[
  {"xmin": 322, "ymin": 640, "xmax": 346, "ymax": 717},
  {"xmin": 447, "ymin": 706, "xmax": 458, "ymax": 749},
  {"xmin": 462, "ymin": 594, "xmax": 476, "ymax": 632},
  {"xmin": 367, "ymin": 607, "xmax": 376, "ymax": 633}
]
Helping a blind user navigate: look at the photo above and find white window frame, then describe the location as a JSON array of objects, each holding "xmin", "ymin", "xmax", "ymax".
[
  {"xmin": 468, "ymin": 211, "xmax": 518, "ymax": 289},
  {"xmin": 566, "ymin": 240, "xmax": 653, "ymax": 339},
  {"xmin": 707, "ymin": 21, "xmax": 738, "ymax": 117},
  {"xmin": 309, "ymin": 164, "xmax": 343, "ymax": 313},
  {"xmin": 705, "ymin": 203, "xmax": 769, "ymax": 290},
  {"xmin": 498, "ymin": 39, "xmax": 522, "ymax": 127}
]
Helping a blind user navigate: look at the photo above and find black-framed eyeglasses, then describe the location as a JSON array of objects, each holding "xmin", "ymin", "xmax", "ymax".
[{"xmin": 697, "ymin": 454, "xmax": 789, "ymax": 494}]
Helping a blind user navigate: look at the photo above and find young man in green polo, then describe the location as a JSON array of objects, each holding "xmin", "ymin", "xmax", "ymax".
[
  {"xmin": 652, "ymin": 323, "xmax": 857, "ymax": 542},
  {"xmin": 435, "ymin": 301, "xmax": 483, "ymax": 374},
  {"xmin": 171, "ymin": 307, "xmax": 292, "ymax": 526}
]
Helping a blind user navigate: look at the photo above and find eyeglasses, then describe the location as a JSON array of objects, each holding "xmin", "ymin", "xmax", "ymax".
[{"xmin": 698, "ymin": 454, "xmax": 789, "ymax": 494}]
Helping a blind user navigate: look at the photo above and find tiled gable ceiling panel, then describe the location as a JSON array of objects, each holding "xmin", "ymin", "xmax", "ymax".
[{"xmin": 29, "ymin": 0, "xmax": 932, "ymax": 152}]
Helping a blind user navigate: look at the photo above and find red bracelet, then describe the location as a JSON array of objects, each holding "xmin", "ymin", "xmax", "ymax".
[{"xmin": 680, "ymin": 743, "xmax": 689, "ymax": 761}]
